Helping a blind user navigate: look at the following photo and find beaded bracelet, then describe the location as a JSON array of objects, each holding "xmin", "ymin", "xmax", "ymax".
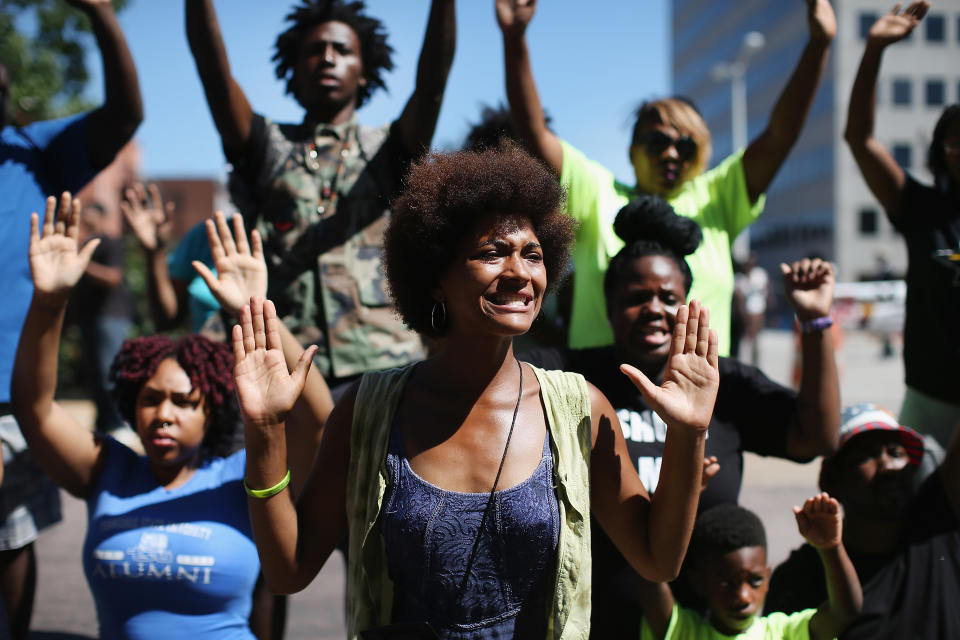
[
  {"xmin": 799, "ymin": 316, "xmax": 833, "ymax": 333},
  {"xmin": 244, "ymin": 469, "xmax": 291, "ymax": 499}
]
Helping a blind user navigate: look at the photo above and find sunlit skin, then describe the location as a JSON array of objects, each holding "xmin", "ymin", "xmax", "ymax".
[
  {"xmin": 629, "ymin": 122, "xmax": 696, "ymax": 198},
  {"xmin": 829, "ymin": 430, "xmax": 915, "ymax": 520},
  {"xmin": 608, "ymin": 255, "xmax": 686, "ymax": 378},
  {"xmin": 293, "ymin": 20, "xmax": 367, "ymax": 119},
  {"xmin": 134, "ymin": 357, "xmax": 209, "ymax": 488},
  {"xmin": 436, "ymin": 215, "xmax": 547, "ymax": 338},
  {"xmin": 694, "ymin": 545, "xmax": 771, "ymax": 636}
]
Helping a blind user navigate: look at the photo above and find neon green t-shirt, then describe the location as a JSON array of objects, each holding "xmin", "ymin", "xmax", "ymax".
[
  {"xmin": 641, "ymin": 604, "xmax": 818, "ymax": 640},
  {"xmin": 559, "ymin": 140, "xmax": 765, "ymax": 356}
]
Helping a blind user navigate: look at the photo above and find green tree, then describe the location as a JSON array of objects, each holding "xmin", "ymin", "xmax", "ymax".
[{"xmin": 0, "ymin": 0, "xmax": 127, "ymax": 125}]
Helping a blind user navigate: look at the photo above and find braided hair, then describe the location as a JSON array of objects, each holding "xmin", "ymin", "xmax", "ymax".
[
  {"xmin": 603, "ymin": 195, "xmax": 702, "ymax": 314},
  {"xmin": 273, "ymin": 0, "xmax": 394, "ymax": 108},
  {"xmin": 109, "ymin": 335, "xmax": 239, "ymax": 460}
]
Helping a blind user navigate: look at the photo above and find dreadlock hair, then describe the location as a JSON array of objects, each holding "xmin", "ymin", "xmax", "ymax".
[
  {"xmin": 687, "ymin": 503, "xmax": 767, "ymax": 569},
  {"xmin": 603, "ymin": 195, "xmax": 702, "ymax": 316},
  {"xmin": 928, "ymin": 104, "xmax": 960, "ymax": 186},
  {"xmin": 462, "ymin": 102, "xmax": 553, "ymax": 152},
  {"xmin": 273, "ymin": 0, "xmax": 393, "ymax": 108},
  {"xmin": 109, "ymin": 335, "xmax": 239, "ymax": 460}
]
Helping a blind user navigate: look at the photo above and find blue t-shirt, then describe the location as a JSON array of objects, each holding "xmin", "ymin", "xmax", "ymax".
[
  {"xmin": 84, "ymin": 438, "xmax": 258, "ymax": 639},
  {"xmin": 167, "ymin": 221, "xmax": 221, "ymax": 333},
  {"xmin": 0, "ymin": 114, "xmax": 94, "ymax": 403}
]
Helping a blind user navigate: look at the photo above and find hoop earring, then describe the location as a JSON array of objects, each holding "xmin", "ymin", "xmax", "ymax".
[{"xmin": 430, "ymin": 301, "xmax": 447, "ymax": 333}]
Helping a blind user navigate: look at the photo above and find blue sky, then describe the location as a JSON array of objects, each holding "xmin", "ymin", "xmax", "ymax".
[{"xmin": 87, "ymin": 0, "xmax": 670, "ymax": 184}]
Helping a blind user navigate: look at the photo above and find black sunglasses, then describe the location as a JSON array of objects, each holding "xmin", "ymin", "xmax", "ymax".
[{"xmin": 640, "ymin": 130, "xmax": 698, "ymax": 162}]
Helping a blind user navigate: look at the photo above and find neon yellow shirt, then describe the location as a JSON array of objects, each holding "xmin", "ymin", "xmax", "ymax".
[
  {"xmin": 559, "ymin": 141, "xmax": 765, "ymax": 356},
  {"xmin": 642, "ymin": 604, "xmax": 818, "ymax": 640}
]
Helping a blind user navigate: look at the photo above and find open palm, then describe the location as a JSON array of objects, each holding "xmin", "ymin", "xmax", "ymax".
[
  {"xmin": 194, "ymin": 212, "xmax": 267, "ymax": 318},
  {"xmin": 120, "ymin": 183, "xmax": 173, "ymax": 252},
  {"xmin": 621, "ymin": 300, "xmax": 719, "ymax": 432},
  {"xmin": 29, "ymin": 193, "xmax": 99, "ymax": 300},
  {"xmin": 233, "ymin": 297, "xmax": 315, "ymax": 429},
  {"xmin": 868, "ymin": 2, "xmax": 928, "ymax": 45}
]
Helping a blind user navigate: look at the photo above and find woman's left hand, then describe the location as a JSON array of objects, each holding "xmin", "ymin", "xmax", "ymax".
[
  {"xmin": 781, "ymin": 258, "xmax": 835, "ymax": 321},
  {"xmin": 620, "ymin": 300, "xmax": 719, "ymax": 432},
  {"xmin": 233, "ymin": 297, "xmax": 316, "ymax": 429}
]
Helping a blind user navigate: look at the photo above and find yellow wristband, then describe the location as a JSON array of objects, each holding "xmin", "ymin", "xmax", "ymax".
[{"xmin": 244, "ymin": 469, "xmax": 291, "ymax": 499}]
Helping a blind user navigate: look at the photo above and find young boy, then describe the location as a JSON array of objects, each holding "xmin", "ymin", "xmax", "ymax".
[{"xmin": 641, "ymin": 494, "xmax": 862, "ymax": 639}]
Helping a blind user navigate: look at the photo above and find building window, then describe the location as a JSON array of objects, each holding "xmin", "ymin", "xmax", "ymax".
[
  {"xmin": 859, "ymin": 12, "xmax": 878, "ymax": 39},
  {"xmin": 859, "ymin": 208, "xmax": 879, "ymax": 235},
  {"xmin": 892, "ymin": 144, "xmax": 912, "ymax": 168},
  {"xmin": 925, "ymin": 14, "xmax": 945, "ymax": 42},
  {"xmin": 926, "ymin": 79, "xmax": 946, "ymax": 106},
  {"xmin": 892, "ymin": 79, "xmax": 912, "ymax": 106}
]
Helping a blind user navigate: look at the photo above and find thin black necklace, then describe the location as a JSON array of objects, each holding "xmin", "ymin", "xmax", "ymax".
[{"xmin": 457, "ymin": 358, "xmax": 524, "ymax": 596}]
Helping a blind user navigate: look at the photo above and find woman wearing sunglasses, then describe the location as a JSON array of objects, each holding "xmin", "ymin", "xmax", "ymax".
[
  {"xmin": 497, "ymin": 0, "xmax": 836, "ymax": 355},
  {"xmin": 844, "ymin": 2, "xmax": 960, "ymax": 448}
]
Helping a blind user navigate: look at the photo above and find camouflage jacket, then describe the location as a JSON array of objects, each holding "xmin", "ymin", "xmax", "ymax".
[{"xmin": 229, "ymin": 114, "xmax": 424, "ymax": 380}]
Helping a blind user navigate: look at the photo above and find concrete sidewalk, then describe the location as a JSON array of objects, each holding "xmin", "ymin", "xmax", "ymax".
[{"xmin": 30, "ymin": 328, "xmax": 906, "ymax": 638}]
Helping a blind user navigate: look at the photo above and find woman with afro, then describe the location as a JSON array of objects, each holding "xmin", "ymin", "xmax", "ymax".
[
  {"xmin": 11, "ymin": 193, "xmax": 322, "ymax": 638},
  {"xmin": 522, "ymin": 195, "xmax": 843, "ymax": 638}
]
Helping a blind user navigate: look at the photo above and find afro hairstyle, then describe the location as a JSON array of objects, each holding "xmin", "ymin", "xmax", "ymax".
[{"xmin": 385, "ymin": 142, "xmax": 575, "ymax": 337}]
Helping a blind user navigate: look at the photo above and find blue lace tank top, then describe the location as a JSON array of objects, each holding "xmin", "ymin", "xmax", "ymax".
[{"xmin": 381, "ymin": 422, "xmax": 560, "ymax": 639}]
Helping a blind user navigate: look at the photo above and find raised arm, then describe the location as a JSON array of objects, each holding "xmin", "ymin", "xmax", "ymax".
[
  {"xmin": 395, "ymin": 0, "xmax": 456, "ymax": 156},
  {"xmin": 843, "ymin": 2, "xmax": 929, "ymax": 220},
  {"xmin": 69, "ymin": 0, "xmax": 143, "ymax": 170},
  {"xmin": 798, "ymin": 493, "xmax": 863, "ymax": 640},
  {"xmin": 120, "ymin": 183, "xmax": 184, "ymax": 331},
  {"xmin": 781, "ymin": 258, "xmax": 840, "ymax": 459},
  {"xmin": 497, "ymin": 0, "xmax": 563, "ymax": 173},
  {"xmin": 11, "ymin": 193, "xmax": 107, "ymax": 499},
  {"xmin": 234, "ymin": 299, "xmax": 347, "ymax": 594},
  {"xmin": 741, "ymin": 0, "xmax": 835, "ymax": 202},
  {"xmin": 591, "ymin": 301, "xmax": 719, "ymax": 582},
  {"xmin": 195, "ymin": 213, "xmax": 334, "ymax": 493},
  {"xmin": 185, "ymin": 0, "xmax": 255, "ymax": 160}
]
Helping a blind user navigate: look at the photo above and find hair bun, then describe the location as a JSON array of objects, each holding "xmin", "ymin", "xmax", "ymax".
[{"xmin": 613, "ymin": 195, "xmax": 702, "ymax": 257}]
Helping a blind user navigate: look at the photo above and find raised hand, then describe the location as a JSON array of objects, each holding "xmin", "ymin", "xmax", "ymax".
[
  {"xmin": 29, "ymin": 192, "xmax": 100, "ymax": 305},
  {"xmin": 620, "ymin": 300, "xmax": 719, "ymax": 432},
  {"xmin": 794, "ymin": 492, "xmax": 842, "ymax": 550},
  {"xmin": 65, "ymin": 0, "xmax": 114, "ymax": 10},
  {"xmin": 233, "ymin": 297, "xmax": 316, "ymax": 429},
  {"xmin": 495, "ymin": 0, "xmax": 536, "ymax": 35},
  {"xmin": 781, "ymin": 258, "xmax": 835, "ymax": 321},
  {"xmin": 120, "ymin": 183, "xmax": 174, "ymax": 252},
  {"xmin": 806, "ymin": 0, "xmax": 837, "ymax": 42},
  {"xmin": 193, "ymin": 211, "xmax": 268, "ymax": 318},
  {"xmin": 868, "ymin": 1, "xmax": 929, "ymax": 46}
]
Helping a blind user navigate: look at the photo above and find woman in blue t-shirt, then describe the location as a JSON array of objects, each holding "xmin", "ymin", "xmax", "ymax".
[{"xmin": 10, "ymin": 193, "xmax": 325, "ymax": 638}]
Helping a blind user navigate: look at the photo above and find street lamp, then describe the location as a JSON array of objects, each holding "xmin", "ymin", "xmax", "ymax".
[{"xmin": 712, "ymin": 30, "xmax": 765, "ymax": 262}]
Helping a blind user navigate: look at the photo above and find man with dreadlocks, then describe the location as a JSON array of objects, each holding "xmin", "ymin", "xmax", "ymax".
[{"xmin": 186, "ymin": 0, "xmax": 456, "ymax": 396}]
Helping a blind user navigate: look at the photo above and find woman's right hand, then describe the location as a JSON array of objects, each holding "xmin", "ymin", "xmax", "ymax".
[
  {"xmin": 233, "ymin": 297, "xmax": 316, "ymax": 430},
  {"xmin": 867, "ymin": 1, "xmax": 929, "ymax": 47},
  {"xmin": 29, "ymin": 192, "xmax": 100, "ymax": 305},
  {"xmin": 495, "ymin": 0, "xmax": 536, "ymax": 36},
  {"xmin": 120, "ymin": 183, "xmax": 174, "ymax": 252}
]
